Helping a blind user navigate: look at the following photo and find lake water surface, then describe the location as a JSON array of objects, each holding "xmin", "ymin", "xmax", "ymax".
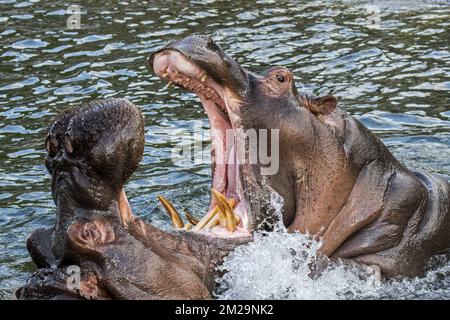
[{"xmin": 0, "ymin": 0, "xmax": 449, "ymax": 299}]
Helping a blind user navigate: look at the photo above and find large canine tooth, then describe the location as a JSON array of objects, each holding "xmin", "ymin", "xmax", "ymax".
[
  {"xmin": 211, "ymin": 189, "xmax": 239, "ymax": 232},
  {"xmin": 185, "ymin": 212, "xmax": 199, "ymax": 226},
  {"xmin": 193, "ymin": 195, "xmax": 237, "ymax": 231},
  {"xmin": 192, "ymin": 206, "xmax": 219, "ymax": 232},
  {"xmin": 157, "ymin": 195, "xmax": 184, "ymax": 229},
  {"xmin": 204, "ymin": 216, "xmax": 220, "ymax": 229},
  {"xmin": 118, "ymin": 188, "xmax": 135, "ymax": 227},
  {"xmin": 204, "ymin": 197, "xmax": 236, "ymax": 229},
  {"xmin": 200, "ymin": 73, "xmax": 207, "ymax": 82}
]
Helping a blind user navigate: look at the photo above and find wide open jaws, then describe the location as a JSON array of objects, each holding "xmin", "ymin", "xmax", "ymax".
[{"xmin": 152, "ymin": 49, "xmax": 250, "ymax": 237}]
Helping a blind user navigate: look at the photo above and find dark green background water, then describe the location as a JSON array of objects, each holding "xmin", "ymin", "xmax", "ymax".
[{"xmin": 0, "ymin": 0, "xmax": 449, "ymax": 299}]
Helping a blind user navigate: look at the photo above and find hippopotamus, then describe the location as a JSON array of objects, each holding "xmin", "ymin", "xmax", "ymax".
[
  {"xmin": 17, "ymin": 99, "xmax": 251, "ymax": 299},
  {"xmin": 19, "ymin": 35, "xmax": 450, "ymax": 299},
  {"xmin": 150, "ymin": 35, "xmax": 450, "ymax": 278}
]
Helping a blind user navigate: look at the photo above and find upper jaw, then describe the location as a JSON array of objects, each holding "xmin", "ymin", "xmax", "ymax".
[
  {"xmin": 151, "ymin": 48, "xmax": 228, "ymax": 112},
  {"xmin": 149, "ymin": 35, "xmax": 249, "ymax": 101}
]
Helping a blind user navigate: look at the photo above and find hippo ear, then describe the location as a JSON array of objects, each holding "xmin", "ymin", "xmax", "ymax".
[
  {"xmin": 67, "ymin": 219, "xmax": 116, "ymax": 254},
  {"xmin": 309, "ymin": 95, "xmax": 337, "ymax": 115}
]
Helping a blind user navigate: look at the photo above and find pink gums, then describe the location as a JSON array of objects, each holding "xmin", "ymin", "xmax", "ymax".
[{"xmin": 152, "ymin": 50, "xmax": 250, "ymax": 235}]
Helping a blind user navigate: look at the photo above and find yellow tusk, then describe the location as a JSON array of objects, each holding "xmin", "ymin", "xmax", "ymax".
[
  {"xmin": 183, "ymin": 222, "xmax": 192, "ymax": 231},
  {"xmin": 157, "ymin": 195, "xmax": 184, "ymax": 229},
  {"xmin": 203, "ymin": 198, "xmax": 236, "ymax": 229},
  {"xmin": 185, "ymin": 212, "xmax": 199, "ymax": 226},
  {"xmin": 192, "ymin": 206, "xmax": 219, "ymax": 231},
  {"xmin": 200, "ymin": 73, "xmax": 207, "ymax": 82},
  {"xmin": 211, "ymin": 189, "xmax": 238, "ymax": 232}
]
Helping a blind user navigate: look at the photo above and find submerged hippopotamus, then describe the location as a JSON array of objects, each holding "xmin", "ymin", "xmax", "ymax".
[{"xmin": 19, "ymin": 35, "xmax": 450, "ymax": 299}]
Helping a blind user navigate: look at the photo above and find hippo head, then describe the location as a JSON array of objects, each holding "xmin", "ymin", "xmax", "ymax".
[
  {"xmin": 21, "ymin": 98, "xmax": 251, "ymax": 300},
  {"xmin": 150, "ymin": 35, "xmax": 339, "ymax": 233},
  {"xmin": 44, "ymin": 99, "xmax": 145, "ymax": 258}
]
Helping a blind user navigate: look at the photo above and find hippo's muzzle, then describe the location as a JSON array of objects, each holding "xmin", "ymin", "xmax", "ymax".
[{"xmin": 150, "ymin": 35, "xmax": 256, "ymax": 236}]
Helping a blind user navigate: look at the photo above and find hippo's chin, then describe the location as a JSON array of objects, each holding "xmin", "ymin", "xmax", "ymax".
[{"xmin": 152, "ymin": 49, "xmax": 252, "ymax": 238}]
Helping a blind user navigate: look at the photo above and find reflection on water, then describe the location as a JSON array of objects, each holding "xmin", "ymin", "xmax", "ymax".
[{"xmin": 0, "ymin": 0, "xmax": 449, "ymax": 299}]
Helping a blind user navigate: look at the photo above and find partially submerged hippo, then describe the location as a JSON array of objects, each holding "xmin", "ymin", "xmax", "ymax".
[
  {"xmin": 150, "ymin": 35, "xmax": 450, "ymax": 278},
  {"xmin": 18, "ymin": 99, "xmax": 250, "ymax": 299}
]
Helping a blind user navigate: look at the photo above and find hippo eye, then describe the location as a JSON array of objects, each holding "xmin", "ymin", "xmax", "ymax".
[{"xmin": 276, "ymin": 74, "xmax": 285, "ymax": 83}]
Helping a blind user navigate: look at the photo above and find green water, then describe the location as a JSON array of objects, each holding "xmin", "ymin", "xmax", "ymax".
[{"xmin": 0, "ymin": 0, "xmax": 449, "ymax": 299}]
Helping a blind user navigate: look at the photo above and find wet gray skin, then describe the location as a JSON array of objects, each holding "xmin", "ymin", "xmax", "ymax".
[
  {"xmin": 18, "ymin": 99, "xmax": 250, "ymax": 300},
  {"xmin": 150, "ymin": 35, "xmax": 450, "ymax": 278}
]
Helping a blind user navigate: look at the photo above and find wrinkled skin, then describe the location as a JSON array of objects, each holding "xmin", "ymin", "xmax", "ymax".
[
  {"xmin": 18, "ymin": 99, "xmax": 250, "ymax": 300},
  {"xmin": 150, "ymin": 35, "xmax": 450, "ymax": 278}
]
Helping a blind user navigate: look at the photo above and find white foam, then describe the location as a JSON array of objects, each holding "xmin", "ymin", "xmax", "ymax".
[{"xmin": 215, "ymin": 190, "xmax": 450, "ymax": 300}]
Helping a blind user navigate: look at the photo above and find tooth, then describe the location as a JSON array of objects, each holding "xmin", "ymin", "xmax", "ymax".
[
  {"xmin": 183, "ymin": 222, "xmax": 192, "ymax": 231},
  {"xmin": 157, "ymin": 195, "xmax": 184, "ymax": 229},
  {"xmin": 201, "ymin": 73, "xmax": 207, "ymax": 82},
  {"xmin": 192, "ymin": 206, "xmax": 219, "ymax": 231},
  {"xmin": 118, "ymin": 188, "xmax": 134, "ymax": 227},
  {"xmin": 185, "ymin": 212, "xmax": 199, "ymax": 226},
  {"xmin": 161, "ymin": 81, "xmax": 173, "ymax": 91},
  {"xmin": 193, "ymin": 197, "xmax": 236, "ymax": 231},
  {"xmin": 204, "ymin": 216, "xmax": 220, "ymax": 229},
  {"xmin": 211, "ymin": 189, "xmax": 238, "ymax": 232},
  {"xmin": 162, "ymin": 72, "xmax": 168, "ymax": 78}
]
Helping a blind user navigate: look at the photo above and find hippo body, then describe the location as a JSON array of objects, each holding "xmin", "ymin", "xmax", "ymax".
[
  {"xmin": 150, "ymin": 35, "xmax": 450, "ymax": 279},
  {"xmin": 303, "ymin": 107, "xmax": 450, "ymax": 277}
]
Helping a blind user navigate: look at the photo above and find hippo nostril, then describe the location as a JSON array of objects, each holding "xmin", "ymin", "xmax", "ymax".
[
  {"xmin": 206, "ymin": 41, "xmax": 224, "ymax": 57},
  {"xmin": 65, "ymin": 136, "xmax": 73, "ymax": 154},
  {"xmin": 46, "ymin": 137, "xmax": 59, "ymax": 157}
]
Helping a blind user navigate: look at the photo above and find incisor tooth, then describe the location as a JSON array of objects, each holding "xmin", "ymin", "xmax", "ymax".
[
  {"xmin": 157, "ymin": 195, "xmax": 184, "ymax": 229},
  {"xmin": 161, "ymin": 81, "xmax": 174, "ymax": 91}
]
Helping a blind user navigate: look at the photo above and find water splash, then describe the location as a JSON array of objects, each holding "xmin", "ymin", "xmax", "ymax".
[{"xmin": 216, "ymin": 191, "xmax": 450, "ymax": 300}]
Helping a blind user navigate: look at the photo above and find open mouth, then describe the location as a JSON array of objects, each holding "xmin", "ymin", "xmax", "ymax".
[{"xmin": 151, "ymin": 49, "xmax": 250, "ymax": 238}]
